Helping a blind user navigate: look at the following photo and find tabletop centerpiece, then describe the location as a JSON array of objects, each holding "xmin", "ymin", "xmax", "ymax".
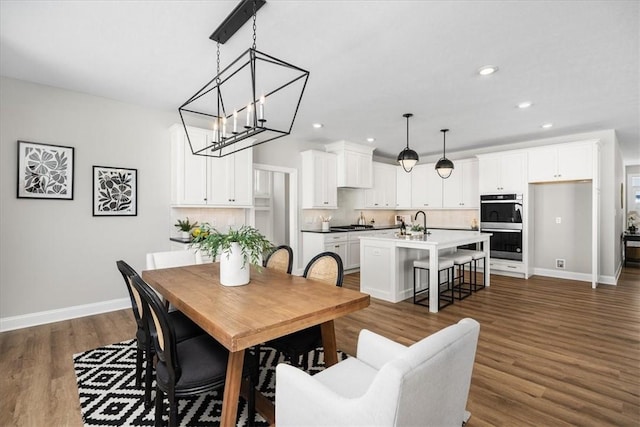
[
  {"xmin": 409, "ymin": 224, "xmax": 425, "ymax": 236},
  {"xmin": 190, "ymin": 223, "xmax": 273, "ymax": 286}
]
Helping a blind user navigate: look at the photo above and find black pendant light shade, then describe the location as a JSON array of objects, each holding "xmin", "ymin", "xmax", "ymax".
[
  {"xmin": 435, "ymin": 128, "xmax": 454, "ymax": 179},
  {"xmin": 398, "ymin": 113, "xmax": 419, "ymax": 173}
]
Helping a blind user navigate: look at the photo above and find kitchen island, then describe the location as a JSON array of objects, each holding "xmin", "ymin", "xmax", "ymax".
[{"xmin": 359, "ymin": 230, "xmax": 491, "ymax": 312}]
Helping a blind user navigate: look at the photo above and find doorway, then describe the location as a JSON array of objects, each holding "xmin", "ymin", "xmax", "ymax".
[{"xmin": 251, "ymin": 164, "xmax": 299, "ymax": 271}]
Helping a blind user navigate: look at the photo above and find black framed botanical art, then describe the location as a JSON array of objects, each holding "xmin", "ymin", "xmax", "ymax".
[
  {"xmin": 17, "ymin": 140, "xmax": 75, "ymax": 200},
  {"xmin": 92, "ymin": 166, "xmax": 138, "ymax": 216}
]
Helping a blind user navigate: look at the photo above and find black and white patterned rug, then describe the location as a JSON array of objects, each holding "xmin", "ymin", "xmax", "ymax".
[{"xmin": 74, "ymin": 339, "xmax": 347, "ymax": 426}]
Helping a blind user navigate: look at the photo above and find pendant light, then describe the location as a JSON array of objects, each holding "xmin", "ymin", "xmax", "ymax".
[
  {"xmin": 179, "ymin": 0, "xmax": 310, "ymax": 158},
  {"xmin": 397, "ymin": 113, "xmax": 419, "ymax": 173},
  {"xmin": 435, "ymin": 129, "xmax": 454, "ymax": 179}
]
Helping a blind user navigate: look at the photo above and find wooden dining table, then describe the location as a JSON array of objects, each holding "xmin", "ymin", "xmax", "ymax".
[{"xmin": 141, "ymin": 262, "xmax": 370, "ymax": 426}]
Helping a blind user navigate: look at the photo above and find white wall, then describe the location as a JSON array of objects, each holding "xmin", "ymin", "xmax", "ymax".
[
  {"xmin": 0, "ymin": 77, "xmax": 175, "ymax": 327},
  {"xmin": 533, "ymin": 182, "xmax": 592, "ymax": 274}
]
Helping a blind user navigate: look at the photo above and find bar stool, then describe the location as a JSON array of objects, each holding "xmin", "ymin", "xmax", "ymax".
[
  {"xmin": 413, "ymin": 257, "xmax": 455, "ymax": 310},
  {"xmin": 455, "ymin": 249, "xmax": 486, "ymax": 291},
  {"xmin": 442, "ymin": 252, "xmax": 473, "ymax": 300}
]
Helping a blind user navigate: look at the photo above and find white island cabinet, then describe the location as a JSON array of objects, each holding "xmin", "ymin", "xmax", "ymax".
[{"xmin": 359, "ymin": 230, "xmax": 491, "ymax": 313}]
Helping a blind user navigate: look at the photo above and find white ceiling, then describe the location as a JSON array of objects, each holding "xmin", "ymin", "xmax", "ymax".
[{"xmin": 1, "ymin": 0, "xmax": 638, "ymax": 162}]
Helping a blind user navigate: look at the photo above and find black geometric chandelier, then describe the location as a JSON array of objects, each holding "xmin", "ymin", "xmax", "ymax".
[
  {"xmin": 179, "ymin": 0, "xmax": 310, "ymax": 157},
  {"xmin": 435, "ymin": 128, "xmax": 454, "ymax": 179}
]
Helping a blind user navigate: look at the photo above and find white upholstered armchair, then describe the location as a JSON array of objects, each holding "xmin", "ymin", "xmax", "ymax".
[{"xmin": 276, "ymin": 318, "xmax": 480, "ymax": 427}]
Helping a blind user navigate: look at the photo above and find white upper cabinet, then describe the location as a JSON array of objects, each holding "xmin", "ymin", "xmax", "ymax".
[
  {"xmin": 171, "ymin": 125, "xmax": 209, "ymax": 205},
  {"xmin": 301, "ymin": 150, "xmax": 338, "ymax": 209},
  {"xmin": 411, "ymin": 163, "xmax": 443, "ymax": 208},
  {"xmin": 478, "ymin": 151, "xmax": 526, "ymax": 194},
  {"xmin": 208, "ymin": 148, "xmax": 253, "ymax": 206},
  {"xmin": 170, "ymin": 124, "xmax": 253, "ymax": 207},
  {"xmin": 325, "ymin": 141, "xmax": 374, "ymax": 188},
  {"xmin": 395, "ymin": 166, "xmax": 412, "ymax": 209},
  {"xmin": 364, "ymin": 162, "xmax": 397, "ymax": 208},
  {"xmin": 528, "ymin": 141, "xmax": 594, "ymax": 183},
  {"xmin": 443, "ymin": 159, "xmax": 479, "ymax": 208}
]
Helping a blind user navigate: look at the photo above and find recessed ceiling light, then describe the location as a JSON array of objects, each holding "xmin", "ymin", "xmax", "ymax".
[
  {"xmin": 478, "ymin": 65, "xmax": 499, "ymax": 76},
  {"xmin": 541, "ymin": 122, "xmax": 553, "ymax": 129},
  {"xmin": 312, "ymin": 123, "xmax": 323, "ymax": 129},
  {"xmin": 517, "ymin": 101, "xmax": 533, "ymax": 109},
  {"xmin": 366, "ymin": 137, "xmax": 375, "ymax": 143}
]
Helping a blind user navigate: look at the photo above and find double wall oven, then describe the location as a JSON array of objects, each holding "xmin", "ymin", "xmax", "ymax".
[{"xmin": 480, "ymin": 194, "xmax": 523, "ymax": 261}]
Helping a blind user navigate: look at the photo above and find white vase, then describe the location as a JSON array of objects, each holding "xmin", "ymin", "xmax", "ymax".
[{"xmin": 219, "ymin": 242, "xmax": 250, "ymax": 286}]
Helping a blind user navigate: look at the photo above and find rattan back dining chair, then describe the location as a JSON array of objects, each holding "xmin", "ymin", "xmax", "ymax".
[
  {"xmin": 264, "ymin": 251, "xmax": 344, "ymax": 367},
  {"xmin": 263, "ymin": 244, "xmax": 293, "ymax": 274},
  {"xmin": 130, "ymin": 275, "xmax": 258, "ymax": 427},
  {"xmin": 116, "ymin": 260, "xmax": 204, "ymax": 408}
]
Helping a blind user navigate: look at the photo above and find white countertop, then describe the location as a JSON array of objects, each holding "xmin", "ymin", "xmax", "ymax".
[{"xmin": 359, "ymin": 229, "xmax": 490, "ymax": 249}]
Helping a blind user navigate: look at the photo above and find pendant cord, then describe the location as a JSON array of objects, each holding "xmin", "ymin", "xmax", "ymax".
[
  {"xmin": 216, "ymin": 42, "xmax": 221, "ymax": 83},
  {"xmin": 406, "ymin": 116, "xmax": 410, "ymax": 149},
  {"xmin": 440, "ymin": 129, "xmax": 449, "ymax": 158},
  {"xmin": 252, "ymin": 0, "xmax": 257, "ymax": 50}
]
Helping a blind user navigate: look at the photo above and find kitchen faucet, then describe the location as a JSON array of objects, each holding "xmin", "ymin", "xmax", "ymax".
[{"xmin": 414, "ymin": 210, "xmax": 427, "ymax": 233}]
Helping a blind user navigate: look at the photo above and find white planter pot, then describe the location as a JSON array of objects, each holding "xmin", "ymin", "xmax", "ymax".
[
  {"xmin": 180, "ymin": 231, "xmax": 191, "ymax": 239},
  {"xmin": 219, "ymin": 242, "xmax": 250, "ymax": 286}
]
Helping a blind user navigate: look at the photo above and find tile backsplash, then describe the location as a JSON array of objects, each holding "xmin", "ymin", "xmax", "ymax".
[
  {"xmin": 301, "ymin": 188, "xmax": 479, "ymax": 230},
  {"xmin": 170, "ymin": 208, "xmax": 248, "ymax": 237}
]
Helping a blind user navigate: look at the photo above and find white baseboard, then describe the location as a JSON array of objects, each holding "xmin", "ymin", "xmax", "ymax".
[
  {"xmin": 598, "ymin": 272, "xmax": 618, "ymax": 286},
  {"xmin": 0, "ymin": 297, "xmax": 131, "ymax": 332},
  {"xmin": 533, "ymin": 268, "xmax": 617, "ymax": 286},
  {"xmin": 533, "ymin": 268, "xmax": 593, "ymax": 283}
]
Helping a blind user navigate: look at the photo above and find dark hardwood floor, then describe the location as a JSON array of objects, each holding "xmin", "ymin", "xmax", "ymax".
[{"xmin": 1, "ymin": 265, "xmax": 639, "ymax": 426}]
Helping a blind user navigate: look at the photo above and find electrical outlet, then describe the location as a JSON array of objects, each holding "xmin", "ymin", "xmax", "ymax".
[
  {"xmin": 556, "ymin": 259, "xmax": 565, "ymax": 269},
  {"xmin": 555, "ymin": 217, "xmax": 562, "ymax": 224}
]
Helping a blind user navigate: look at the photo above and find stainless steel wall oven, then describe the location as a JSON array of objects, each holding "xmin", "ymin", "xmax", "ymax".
[{"xmin": 480, "ymin": 194, "xmax": 523, "ymax": 261}]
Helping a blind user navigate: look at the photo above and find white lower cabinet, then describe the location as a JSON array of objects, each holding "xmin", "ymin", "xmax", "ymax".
[
  {"xmin": 488, "ymin": 259, "xmax": 525, "ymax": 275},
  {"xmin": 302, "ymin": 229, "xmax": 398, "ymax": 271},
  {"xmin": 302, "ymin": 232, "xmax": 348, "ymax": 268},
  {"xmin": 346, "ymin": 231, "xmax": 370, "ymax": 270}
]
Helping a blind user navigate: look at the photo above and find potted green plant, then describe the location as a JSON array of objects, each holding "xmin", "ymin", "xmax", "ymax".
[
  {"xmin": 409, "ymin": 224, "xmax": 425, "ymax": 236},
  {"xmin": 175, "ymin": 218, "xmax": 198, "ymax": 239},
  {"xmin": 190, "ymin": 223, "xmax": 273, "ymax": 286},
  {"xmin": 628, "ymin": 211, "xmax": 638, "ymax": 234}
]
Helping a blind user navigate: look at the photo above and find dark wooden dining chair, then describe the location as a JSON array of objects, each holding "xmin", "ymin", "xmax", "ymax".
[
  {"xmin": 130, "ymin": 274, "xmax": 257, "ymax": 427},
  {"xmin": 116, "ymin": 260, "xmax": 204, "ymax": 407},
  {"xmin": 263, "ymin": 244, "xmax": 293, "ymax": 273},
  {"xmin": 264, "ymin": 251, "xmax": 344, "ymax": 367}
]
